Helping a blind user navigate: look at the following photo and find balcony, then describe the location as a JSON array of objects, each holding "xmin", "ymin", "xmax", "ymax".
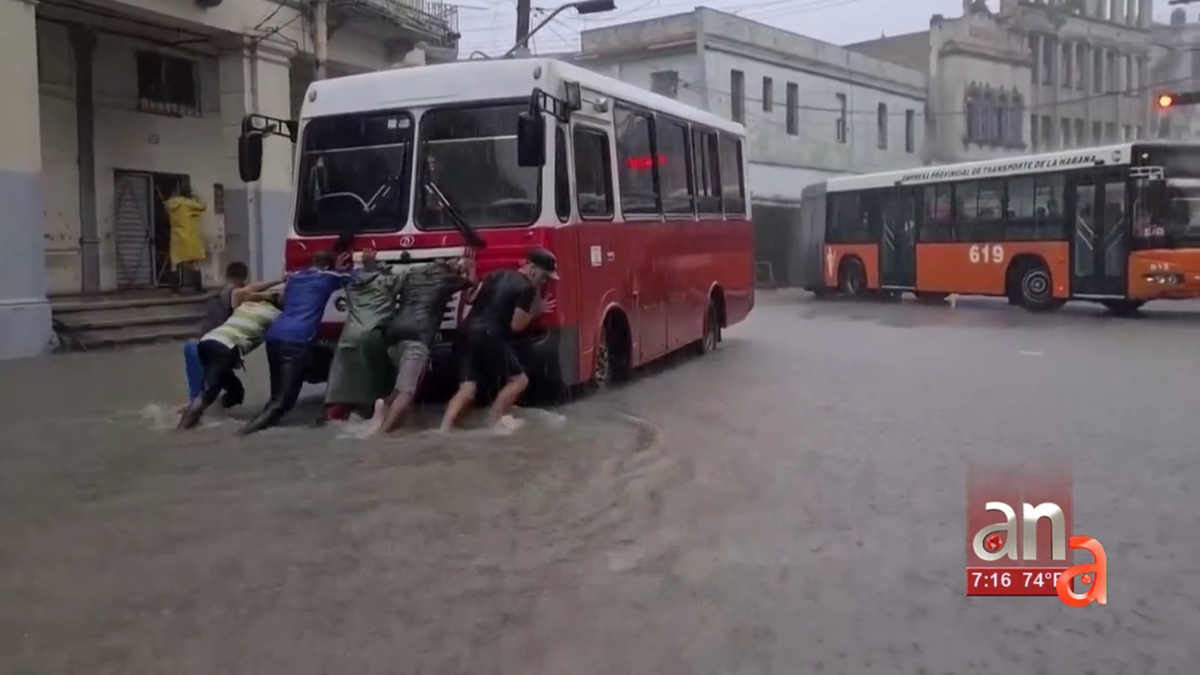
[{"xmin": 290, "ymin": 0, "xmax": 460, "ymax": 49}]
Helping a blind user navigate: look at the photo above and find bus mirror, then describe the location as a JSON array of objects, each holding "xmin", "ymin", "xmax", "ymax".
[
  {"xmin": 238, "ymin": 132, "xmax": 264, "ymax": 182},
  {"xmin": 516, "ymin": 112, "xmax": 545, "ymax": 167}
]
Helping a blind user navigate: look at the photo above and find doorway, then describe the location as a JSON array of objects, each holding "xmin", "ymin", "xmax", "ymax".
[
  {"xmin": 1069, "ymin": 168, "xmax": 1128, "ymax": 298},
  {"xmin": 880, "ymin": 186, "xmax": 918, "ymax": 289},
  {"xmin": 112, "ymin": 170, "xmax": 192, "ymax": 290}
]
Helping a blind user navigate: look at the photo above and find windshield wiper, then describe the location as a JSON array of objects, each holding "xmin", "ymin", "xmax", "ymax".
[{"xmin": 424, "ymin": 180, "xmax": 486, "ymax": 249}]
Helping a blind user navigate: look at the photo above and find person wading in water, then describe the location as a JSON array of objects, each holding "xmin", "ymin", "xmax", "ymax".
[
  {"xmin": 324, "ymin": 246, "xmax": 406, "ymax": 421},
  {"xmin": 368, "ymin": 255, "xmax": 476, "ymax": 435}
]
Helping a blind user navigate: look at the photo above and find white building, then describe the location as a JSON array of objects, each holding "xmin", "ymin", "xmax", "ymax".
[
  {"xmin": 562, "ymin": 9, "xmax": 926, "ymax": 285},
  {"xmin": 849, "ymin": 0, "xmax": 1153, "ymax": 164},
  {"xmin": 566, "ymin": 8, "xmax": 928, "ymax": 204},
  {"xmin": 1, "ymin": 0, "xmax": 457, "ymax": 360}
]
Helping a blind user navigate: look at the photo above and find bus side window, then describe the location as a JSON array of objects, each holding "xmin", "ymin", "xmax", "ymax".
[
  {"xmin": 957, "ymin": 179, "xmax": 1003, "ymax": 242},
  {"xmin": 572, "ymin": 126, "xmax": 614, "ymax": 219},
  {"xmin": 692, "ymin": 128, "xmax": 722, "ymax": 215},
  {"xmin": 555, "ymin": 126, "xmax": 570, "ymax": 222},
  {"xmin": 657, "ymin": 116, "xmax": 694, "ymax": 215},
  {"xmin": 1006, "ymin": 176, "xmax": 1037, "ymax": 241},
  {"xmin": 920, "ymin": 184, "xmax": 953, "ymax": 241},
  {"xmin": 719, "ymin": 133, "xmax": 745, "ymax": 215},
  {"xmin": 614, "ymin": 105, "xmax": 659, "ymax": 216},
  {"xmin": 1033, "ymin": 174, "xmax": 1065, "ymax": 240},
  {"xmin": 828, "ymin": 192, "xmax": 867, "ymax": 243}
]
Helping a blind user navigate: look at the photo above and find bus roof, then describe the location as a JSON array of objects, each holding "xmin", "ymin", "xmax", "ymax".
[
  {"xmin": 827, "ymin": 143, "xmax": 1137, "ymax": 192},
  {"xmin": 301, "ymin": 58, "xmax": 745, "ymax": 137}
]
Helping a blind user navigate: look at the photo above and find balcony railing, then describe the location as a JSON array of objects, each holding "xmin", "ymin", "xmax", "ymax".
[{"xmin": 331, "ymin": 0, "xmax": 459, "ymax": 46}]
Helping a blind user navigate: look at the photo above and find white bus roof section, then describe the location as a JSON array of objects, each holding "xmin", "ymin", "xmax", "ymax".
[
  {"xmin": 826, "ymin": 143, "xmax": 1136, "ymax": 192},
  {"xmin": 300, "ymin": 58, "xmax": 745, "ymax": 137}
]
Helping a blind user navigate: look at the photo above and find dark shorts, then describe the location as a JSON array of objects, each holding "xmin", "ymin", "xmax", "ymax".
[{"xmin": 458, "ymin": 326, "xmax": 523, "ymax": 384}]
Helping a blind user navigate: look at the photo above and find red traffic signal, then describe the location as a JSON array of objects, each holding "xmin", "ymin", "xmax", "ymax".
[{"xmin": 1157, "ymin": 91, "xmax": 1200, "ymax": 108}]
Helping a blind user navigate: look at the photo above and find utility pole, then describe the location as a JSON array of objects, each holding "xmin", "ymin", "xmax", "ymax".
[
  {"xmin": 314, "ymin": 0, "xmax": 329, "ymax": 79},
  {"xmin": 514, "ymin": 0, "xmax": 532, "ymax": 53}
]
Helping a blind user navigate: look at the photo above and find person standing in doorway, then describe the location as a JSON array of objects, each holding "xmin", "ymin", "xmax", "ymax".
[
  {"xmin": 239, "ymin": 249, "xmax": 350, "ymax": 435},
  {"xmin": 439, "ymin": 248, "xmax": 557, "ymax": 434},
  {"xmin": 165, "ymin": 183, "xmax": 207, "ymax": 294}
]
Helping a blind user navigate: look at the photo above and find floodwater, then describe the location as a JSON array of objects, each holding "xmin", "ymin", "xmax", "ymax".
[{"xmin": 1, "ymin": 291, "xmax": 1197, "ymax": 673}]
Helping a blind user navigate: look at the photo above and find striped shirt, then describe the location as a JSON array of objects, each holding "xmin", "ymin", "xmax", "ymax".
[{"xmin": 201, "ymin": 301, "xmax": 281, "ymax": 354}]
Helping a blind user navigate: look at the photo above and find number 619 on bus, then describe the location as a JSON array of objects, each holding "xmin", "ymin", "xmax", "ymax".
[{"xmin": 968, "ymin": 244, "xmax": 1005, "ymax": 264}]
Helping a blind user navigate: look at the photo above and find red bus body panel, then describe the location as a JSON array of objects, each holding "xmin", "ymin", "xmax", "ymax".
[{"xmin": 286, "ymin": 216, "xmax": 753, "ymax": 388}]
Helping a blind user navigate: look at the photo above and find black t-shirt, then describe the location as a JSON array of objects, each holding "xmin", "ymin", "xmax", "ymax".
[
  {"xmin": 385, "ymin": 262, "xmax": 472, "ymax": 346},
  {"xmin": 463, "ymin": 269, "xmax": 537, "ymax": 339}
]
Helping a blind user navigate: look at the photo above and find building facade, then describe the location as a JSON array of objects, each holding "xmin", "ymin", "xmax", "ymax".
[
  {"xmin": 849, "ymin": 0, "xmax": 1153, "ymax": 164},
  {"xmin": 568, "ymin": 8, "xmax": 928, "ymax": 204},
  {"xmin": 565, "ymin": 9, "xmax": 927, "ymax": 285},
  {"xmin": 1, "ymin": 0, "xmax": 457, "ymax": 360},
  {"xmin": 1150, "ymin": 8, "xmax": 1200, "ymax": 140}
]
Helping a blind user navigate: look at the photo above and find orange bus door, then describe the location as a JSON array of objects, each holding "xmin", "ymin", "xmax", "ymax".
[
  {"xmin": 1069, "ymin": 168, "xmax": 1129, "ymax": 298},
  {"xmin": 880, "ymin": 186, "xmax": 918, "ymax": 290}
]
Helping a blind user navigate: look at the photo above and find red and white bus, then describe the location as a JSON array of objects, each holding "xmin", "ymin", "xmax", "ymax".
[{"xmin": 237, "ymin": 58, "xmax": 754, "ymax": 397}]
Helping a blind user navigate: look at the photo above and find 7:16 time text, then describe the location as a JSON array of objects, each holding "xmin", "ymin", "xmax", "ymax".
[{"xmin": 965, "ymin": 567, "xmax": 1067, "ymax": 596}]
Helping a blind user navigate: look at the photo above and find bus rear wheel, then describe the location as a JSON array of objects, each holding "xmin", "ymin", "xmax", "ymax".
[
  {"xmin": 1012, "ymin": 260, "xmax": 1063, "ymax": 312},
  {"xmin": 694, "ymin": 300, "xmax": 721, "ymax": 356},
  {"xmin": 838, "ymin": 258, "xmax": 867, "ymax": 297}
]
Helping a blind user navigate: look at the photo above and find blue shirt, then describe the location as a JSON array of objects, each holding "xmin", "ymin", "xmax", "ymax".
[{"xmin": 265, "ymin": 269, "xmax": 349, "ymax": 343}]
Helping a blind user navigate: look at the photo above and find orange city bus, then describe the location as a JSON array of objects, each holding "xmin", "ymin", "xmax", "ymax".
[
  {"xmin": 794, "ymin": 142, "xmax": 1200, "ymax": 314},
  {"xmin": 237, "ymin": 58, "xmax": 754, "ymax": 398}
]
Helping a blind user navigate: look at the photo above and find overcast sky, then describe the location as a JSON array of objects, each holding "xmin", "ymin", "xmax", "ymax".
[{"xmin": 455, "ymin": 0, "xmax": 1184, "ymax": 59}]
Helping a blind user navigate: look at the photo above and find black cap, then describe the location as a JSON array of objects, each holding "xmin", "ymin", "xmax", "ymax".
[{"xmin": 526, "ymin": 247, "xmax": 559, "ymax": 279}]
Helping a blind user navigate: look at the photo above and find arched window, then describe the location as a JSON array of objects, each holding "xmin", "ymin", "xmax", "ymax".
[
  {"xmin": 996, "ymin": 93, "xmax": 1008, "ymax": 144},
  {"xmin": 1008, "ymin": 92, "xmax": 1024, "ymax": 145},
  {"xmin": 964, "ymin": 87, "xmax": 979, "ymax": 143},
  {"xmin": 980, "ymin": 89, "xmax": 995, "ymax": 143}
]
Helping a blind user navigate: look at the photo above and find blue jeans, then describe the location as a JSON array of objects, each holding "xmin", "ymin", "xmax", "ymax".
[{"xmin": 183, "ymin": 340, "xmax": 204, "ymax": 401}]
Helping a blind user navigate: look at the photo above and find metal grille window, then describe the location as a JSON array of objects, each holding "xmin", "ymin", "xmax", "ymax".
[{"xmin": 136, "ymin": 50, "xmax": 201, "ymax": 117}]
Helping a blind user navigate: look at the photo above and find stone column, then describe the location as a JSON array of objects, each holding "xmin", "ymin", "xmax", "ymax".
[
  {"xmin": 218, "ymin": 39, "xmax": 294, "ymax": 281},
  {"xmin": 0, "ymin": 0, "xmax": 52, "ymax": 359}
]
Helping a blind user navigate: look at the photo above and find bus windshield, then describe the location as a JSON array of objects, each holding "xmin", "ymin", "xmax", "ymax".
[
  {"xmin": 294, "ymin": 110, "xmax": 412, "ymax": 236},
  {"xmin": 415, "ymin": 103, "xmax": 540, "ymax": 230},
  {"xmin": 1137, "ymin": 146, "xmax": 1200, "ymax": 248}
]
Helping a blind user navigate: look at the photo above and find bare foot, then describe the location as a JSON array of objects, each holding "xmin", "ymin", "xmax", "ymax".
[
  {"xmin": 492, "ymin": 414, "xmax": 525, "ymax": 436},
  {"xmin": 365, "ymin": 399, "xmax": 387, "ymax": 435}
]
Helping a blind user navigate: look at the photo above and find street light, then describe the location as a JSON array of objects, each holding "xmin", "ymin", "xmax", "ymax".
[
  {"xmin": 1158, "ymin": 93, "xmax": 1176, "ymax": 109},
  {"xmin": 503, "ymin": 0, "xmax": 617, "ymax": 58}
]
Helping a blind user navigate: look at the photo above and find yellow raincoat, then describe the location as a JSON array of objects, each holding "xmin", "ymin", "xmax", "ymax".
[{"xmin": 166, "ymin": 195, "xmax": 207, "ymax": 267}]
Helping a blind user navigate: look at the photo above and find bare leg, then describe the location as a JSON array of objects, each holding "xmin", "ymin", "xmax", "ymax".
[
  {"xmin": 487, "ymin": 373, "xmax": 529, "ymax": 426},
  {"xmin": 377, "ymin": 392, "xmax": 415, "ymax": 434},
  {"xmin": 439, "ymin": 382, "xmax": 477, "ymax": 432}
]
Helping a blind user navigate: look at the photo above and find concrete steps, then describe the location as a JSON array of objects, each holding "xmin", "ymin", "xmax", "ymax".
[{"xmin": 51, "ymin": 293, "xmax": 206, "ymax": 351}]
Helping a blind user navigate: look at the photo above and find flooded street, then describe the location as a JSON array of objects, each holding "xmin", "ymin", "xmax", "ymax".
[{"xmin": 1, "ymin": 291, "xmax": 1198, "ymax": 674}]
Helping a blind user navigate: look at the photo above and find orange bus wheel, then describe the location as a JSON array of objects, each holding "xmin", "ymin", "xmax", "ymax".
[
  {"xmin": 1010, "ymin": 258, "xmax": 1063, "ymax": 313},
  {"xmin": 837, "ymin": 258, "xmax": 867, "ymax": 297},
  {"xmin": 1101, "ymin": 299, "xmax": 1145, "ymax": 316}
]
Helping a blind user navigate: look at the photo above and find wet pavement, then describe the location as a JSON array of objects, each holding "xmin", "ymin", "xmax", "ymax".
[{"xmin": 1, "ymin": 291, "xmax": 1198, "ymax": 674}]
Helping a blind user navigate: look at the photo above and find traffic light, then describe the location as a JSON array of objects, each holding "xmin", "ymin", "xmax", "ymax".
[{"xmin": 1156, "ymin": 91, "xmax": 1200, "ymax": 108}]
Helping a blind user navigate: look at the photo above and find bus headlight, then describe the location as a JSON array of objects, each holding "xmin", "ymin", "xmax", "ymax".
[{"xmin": 1144, "ymin": 273, "xmax": 1182, "ymax": 284}]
